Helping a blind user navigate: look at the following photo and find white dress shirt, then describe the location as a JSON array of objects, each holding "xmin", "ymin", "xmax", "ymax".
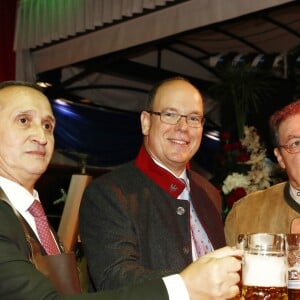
[
  {"xmin": 163, "ymin": 274, "xmax": 190, "ymax": 300},
  {"xmin": 0, "ymin": 176, "xmax": 57, "ymax": 245}
]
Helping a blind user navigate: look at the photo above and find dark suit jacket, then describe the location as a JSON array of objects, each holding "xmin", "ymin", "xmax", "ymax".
[
  {"xmin": 0, "ymin": 199, "xmax": 169, "ymax": 300},
  {"xmin": 79, "ymin": 161, "xmax": 225, "ymax": 291}
]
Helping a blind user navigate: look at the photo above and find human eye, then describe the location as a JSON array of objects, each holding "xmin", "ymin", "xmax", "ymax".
[
  {"xmin": 289, "ymin": 139, "xmax": 300, "ymax": 150},
  {"xmin": 43, "ymin": 120, "xmax": 55, "ymax": 133},
  {"xmin": 188, "ymin": 114, "xmax": 201, "ymax": 123},
  {"xmin": 17, "ymin": 115, "xmax": 30, "ymax": 126},
  {"xmin": 163, "ymin": 111, "xmax": 178, "ymax": 119}
]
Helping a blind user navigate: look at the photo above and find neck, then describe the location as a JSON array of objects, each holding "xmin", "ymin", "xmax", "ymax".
[
  {"xmin": 143, "ymin": 144, "xmax": 186, "ymax": 176},
  {"xmin": 0, "ymin": 170, "xmax": 36, "ymax": 194}
]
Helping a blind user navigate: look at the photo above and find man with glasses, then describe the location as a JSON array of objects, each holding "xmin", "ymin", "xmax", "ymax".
[
  {"xmin": 225, "ymin": 99, "xmax": 300, "ymax": 246},
  {"xmin": 80, "ymin": 77, "xmax": 226, "ymax": 292},
  {"xmin": 0, "ymin": 80, "xmax": 242, "ymax": 300}
]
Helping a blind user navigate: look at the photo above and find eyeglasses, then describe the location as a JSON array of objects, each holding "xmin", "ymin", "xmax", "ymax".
[
  {"xmin": 147, "ymin": 111, "xmax": 205, "ymax": 128},
  {"xmin": 278, "ymin": 138, "xmax": 300, "ymax": 154}
]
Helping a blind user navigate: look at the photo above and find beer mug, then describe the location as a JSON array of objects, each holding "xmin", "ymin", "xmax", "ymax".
[
  {"xmin": 286, "ymin": 234, "xmax": 300, "ymax": 299},
  {"xmin": 241, "ymin": 233, "xmax": 287, "ymax": 299},
  {"xmin": 237, "ymin": 233, "xmax": 248, "ymax": 250},
  {"xmin": 232, "ymin": 234, "xmax": 248, "ymax": 300}
]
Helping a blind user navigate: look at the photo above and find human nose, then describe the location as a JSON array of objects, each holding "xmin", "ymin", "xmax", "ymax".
[
  {"xmin": 31, "ymin": 125, "xmax": 47, "ymax": 145},
  {"xmin": 176, "ymin": 115, "xmax": 189, "ymax": 128}
]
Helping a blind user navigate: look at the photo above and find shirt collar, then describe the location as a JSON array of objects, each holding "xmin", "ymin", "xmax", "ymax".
[
  {"xmin": 155, "ymin": 157, "xmax": 187, "ymax": 178},
  {"xmin": 154, "ymin": 157, "xmax": 190, "ymax": 191},
  {"xmin": 0, "ymin": 176, "xmax": 38, "ymax": 214},
  {"xmin": 289, "ymin": 183, "xmax": 300, "ymax": 205}
]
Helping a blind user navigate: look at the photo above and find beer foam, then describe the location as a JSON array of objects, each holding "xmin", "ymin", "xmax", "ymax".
[{"xmin": 243, "ymin": 253, "xmax": 287, "ymax": 287}]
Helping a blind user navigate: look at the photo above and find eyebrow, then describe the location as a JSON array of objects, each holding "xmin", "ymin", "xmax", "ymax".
[
  {"xmin": 161, "ymin": 107, "xmax": 202, "ymax": 114},
  {"xmin": 45, "ymin": 115, "xmax": 56, "ymax": 123},
  {"xmin": 17, "ymin": 110, "xmax": 56, "ymax": 122},
  {"xmin": 286, "ymin": 135, "xmax": 300, "ymax": 139}
]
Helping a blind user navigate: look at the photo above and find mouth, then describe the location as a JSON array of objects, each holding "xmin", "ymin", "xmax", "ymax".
[
  {"xmin": 168, "ymin": 138, "xmax": 189, "ymax": 145},
  {"xmin": 27, "ymin": 150, "xmax": 46, "ymax": 157}
]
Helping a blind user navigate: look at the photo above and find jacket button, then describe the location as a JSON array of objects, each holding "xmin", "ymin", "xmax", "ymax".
[
  {"xmin": 176, "ymin": 206, "xmax": 185, "ymax": 215},
  {"xmin": 183, "ymin": 246, "xmax": 190, "ymax": 255}
]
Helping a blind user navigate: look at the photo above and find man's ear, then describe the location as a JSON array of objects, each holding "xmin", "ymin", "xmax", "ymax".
[
  {"xmin": 274, "ymin": 147, "xmax": 286, "ymax": 170},
  {"xmin": 140, "ymin": 111, "xmax": 151, "ymax": 135}
]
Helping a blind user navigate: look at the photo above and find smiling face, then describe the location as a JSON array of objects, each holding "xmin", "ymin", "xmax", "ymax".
[
  {"xmin": 0, "ymin": 85, "xmax": 55, "ymax": 192},
  {"xmin": 274, "ymin": 113, "xmax": 300, "ymax": 189},
  {"xmin": 141, "ymin": 79, "xmax": 204, "ymax": 176}
]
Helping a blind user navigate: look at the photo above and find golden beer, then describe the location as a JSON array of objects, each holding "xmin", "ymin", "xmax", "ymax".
[
  {"xmin": 242, "ymin": 285, "xmax": 287, "ymax": 299},
  {"xmin": 287, "ymin": 270, "xmax": 300, "ymax": 299},
  {"xmin": 286, "ymin": 234, "xmax": 300, "ymax": 300},
  {"xmin": 288, "ymin": 288, "xmax": 300, "ymax": 299},
  {"xmin": 242, "ymin": 234, "xmax": 287, "ymax": 300}
]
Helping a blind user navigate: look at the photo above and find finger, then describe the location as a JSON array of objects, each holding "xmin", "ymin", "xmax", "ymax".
[
  {"xmin": 226, "ymin": 284, "xmax": 240, "ymax": 299},
  {"xmin": 213, "ymin": 275, "xmax": 240, "ymax": 300},
  {"xmin": 220, "ymin": 273, "xmax": 240, "ymax": 299},
  {"xmin": 227, "ymin": 270, "xmax": 241, "ymax": 286},
  {"xmin": 205, "ymin": 246, "xmax": 243, "ymax": 259},
  {"xmin": 214, "ymin": 255, "xmax": 241, "ymax": 274}
]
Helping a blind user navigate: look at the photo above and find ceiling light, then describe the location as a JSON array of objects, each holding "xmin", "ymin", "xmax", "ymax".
[{"xmin": 36, "ymin": 81, "xmax": 52, "ymax": 88}]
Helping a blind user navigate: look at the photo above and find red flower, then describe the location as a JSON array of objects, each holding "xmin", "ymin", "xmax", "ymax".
[
  {"xmin": 226, "ymin": 187, "xmax": 247, "ymax": 208},
  {"xmin": 223, "ymin": 143, "xmax": 233, "ymax": 152},
  {"xmin": 231, "ymin": 141, "xmax": 242, "ymax": 151},
  {"xmin": 221, "ymin": 131, "xmax": 231, "ymax": 141},
  {"xmin": 237, "ymin": 151, "xmax": 250, "ymax": 162},
  {"xmin": 223, "ymin": 141, "xmax": 243, "ymax": 153}
]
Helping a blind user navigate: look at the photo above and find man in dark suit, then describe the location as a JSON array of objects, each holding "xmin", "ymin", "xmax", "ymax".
[
  {"xmin": 80, "ymin": 77, "xmax": 227, "ymax": 292},
  {"xmin": 0, "ymin": 81, "xmax": 242, "ymax": 300}
]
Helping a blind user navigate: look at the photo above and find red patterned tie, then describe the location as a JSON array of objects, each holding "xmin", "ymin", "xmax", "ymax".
[{"xmin": 28, "ymin": 200, "xmax": 60, "ymax": 255}]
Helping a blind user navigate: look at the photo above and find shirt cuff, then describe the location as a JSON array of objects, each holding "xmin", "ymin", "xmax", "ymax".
[{"xmin": 162, "ymin": 274, "xmax": 190, "ymax": 300}]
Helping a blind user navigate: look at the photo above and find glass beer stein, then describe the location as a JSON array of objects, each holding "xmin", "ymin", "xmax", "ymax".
[
  {"xmin": 231, "ymin": 234, "xmax": 248, "ymax": 300},
  {"xmin": 286, "ymin": 234, "xmax": 300, "ymax": 299},
  {"xmin": 241, "ymin": 233, "xmax": 288, "ymax": 300}
]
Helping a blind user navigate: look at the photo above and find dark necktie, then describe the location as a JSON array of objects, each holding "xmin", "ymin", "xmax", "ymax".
[{"xmin": 28, "ymin": 200, "xmax": 60, "ymax": 255}]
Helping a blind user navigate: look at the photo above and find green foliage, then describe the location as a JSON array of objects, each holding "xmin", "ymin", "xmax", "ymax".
[
  {"xmin": 209, "ymin": 65, "xmax": 277, "ymax": 139},
  {"xmin": 288, "ymin": 45, "xmax": 300, "ymax": 99}
]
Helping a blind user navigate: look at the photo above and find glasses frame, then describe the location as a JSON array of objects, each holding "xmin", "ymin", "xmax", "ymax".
[
  {"xmin": 278, "ymin": 144, "xmax": 300, "ymax": 154},
  {"xmin": 147, "ymin": 111, "xmax": 205, "ymax": 128}
]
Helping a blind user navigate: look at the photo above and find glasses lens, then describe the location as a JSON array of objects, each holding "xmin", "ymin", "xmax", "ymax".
[
  {"xmin": 289, "ymin": 146, "xmax": 300, "ymax": 154},
  {"xmin": 160, "ymin": 112, "xmax": 205, "ymax": 127},
  {"xmin": 161, "ymin": 112, "xmax": 179, "ymax": 125},
  {"xmin": 286, "ymin": 139, "xmax": 300, "ymax": 154},
  {"xmin": 186, "ymin": 115, "xmax": 204, "ymax": 127}
]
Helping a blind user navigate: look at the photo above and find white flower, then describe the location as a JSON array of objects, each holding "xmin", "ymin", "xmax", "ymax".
[
  {"xmin": 221, "ymin": 126, "xmax": 282, "ymax": 200},
  {"xmin": 247, "ymin": 168, "xmax": 271, "ymax": 192},
  {"xmin": 222, "ymin": 172, "xmax": 251, "ymax": 195},
  {"xmin": 247, "ymin": 151, "xmax": 266, "ymax": 168},
  {"xmin": 241, "ymin": 126, "xmax": 262, "ymax": 154}
]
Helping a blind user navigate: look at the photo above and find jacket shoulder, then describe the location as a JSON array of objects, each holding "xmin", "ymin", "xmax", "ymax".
[{"xmin": 233, "ymin": 181, "xmax": 286, "ymax": 209}]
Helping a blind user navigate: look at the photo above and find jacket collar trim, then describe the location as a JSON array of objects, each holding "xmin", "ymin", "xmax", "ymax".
[
  {"xmin": 134, "ymin": 146, "xmax": 185, "ymax": 198},
  {"xmin": 285, "ymin": 182, "xmax": 300, "ymax": 213}
]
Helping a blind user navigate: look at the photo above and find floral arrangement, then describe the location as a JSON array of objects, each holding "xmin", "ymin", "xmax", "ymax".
[{"xmin": 217, "ymin": 126, "xmax": 285, "ymax": 216}]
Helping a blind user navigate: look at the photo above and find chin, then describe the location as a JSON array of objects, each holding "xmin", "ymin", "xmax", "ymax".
[
  {"xmin": 28, "ymin": 164, "xmax": 48, "ymax": 175},
  {"xmin": 172, "ymin": 153, "xmax": 189, "ymax": 162}
]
